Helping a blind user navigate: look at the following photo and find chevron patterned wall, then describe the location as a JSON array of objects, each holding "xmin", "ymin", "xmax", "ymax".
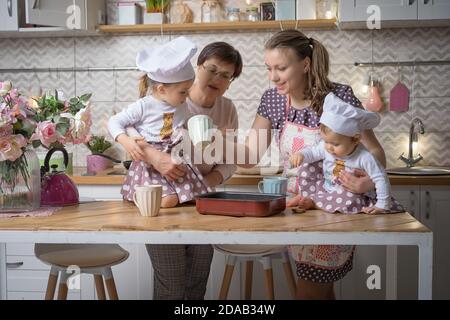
[{"xmin": 0, "ymin": 4, "xmax": 449, "ymax": 169}]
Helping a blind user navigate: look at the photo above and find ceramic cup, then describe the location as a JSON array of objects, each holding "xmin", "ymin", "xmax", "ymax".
[
  {"xmin": 258, "ymin": 176, "xmax": 288, "ymax": 195},
  {"xmin": 133, "ymin": 185, "xmax": 162, "ymax": 217},
  {"xmin": 187, "ymin": 115, "xmax": 213, "ymax": 148}
]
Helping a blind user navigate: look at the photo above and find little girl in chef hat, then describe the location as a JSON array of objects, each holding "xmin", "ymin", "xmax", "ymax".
[
  {"xmin": 289, "ymin": 92, "xmax": 402, "ymax": 214},
  {"xmin": 108, "ymin": 36, "xmax": 212, "ymax": 208}
]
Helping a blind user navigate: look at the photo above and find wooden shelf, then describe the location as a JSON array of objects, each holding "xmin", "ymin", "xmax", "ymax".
[{"xmin": 98, "ymin": 19, "xmax": 337, "ymax": 33}]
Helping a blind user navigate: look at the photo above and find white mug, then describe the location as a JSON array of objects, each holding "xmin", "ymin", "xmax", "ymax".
[
  {"xmin": 187, "ymin": 115, "xmax": 213, "ymax": 147},
  {"xmin": 133, "ymin": 185, "xmax": 162, "ymax": 217}
]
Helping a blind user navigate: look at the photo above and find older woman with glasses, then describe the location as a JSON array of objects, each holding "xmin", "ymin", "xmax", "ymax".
[{"xmin": 136, "ymin": 41, "xmax": 243, "ymax": 300}]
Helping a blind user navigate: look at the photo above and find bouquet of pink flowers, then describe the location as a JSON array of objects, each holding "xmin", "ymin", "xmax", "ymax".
[
  {"xmin": 1, "ymin": 80, "xmax": 92, "ymax": 195},
  {"xmin": 31, "ymin": 91, "xmax": 92, "ymax": 149},
  {"xmin": 0, "ymin": 81, "xmax": 37, "ymax": 162}
]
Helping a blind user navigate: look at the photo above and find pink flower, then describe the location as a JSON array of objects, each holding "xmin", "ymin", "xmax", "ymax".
[
  {"xmin": 61, "ymin": 107, "xmax": 92, "ymax": 144},
  {"xmin": 30, "ymin": 120, "xmax": 62, "ymax": 148},
  {"xmin": 0, "ymin": 134, "xmax": 27, "ymax": 161}
]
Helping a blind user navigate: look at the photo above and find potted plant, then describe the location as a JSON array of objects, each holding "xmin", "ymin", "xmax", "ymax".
[
  {"xmin": 85, "ymin": 135, "xmax": 113, "ymax": 175},
  {"xmin": 144, "ymin": 0, "xmax": 169, "ymax": 24}
]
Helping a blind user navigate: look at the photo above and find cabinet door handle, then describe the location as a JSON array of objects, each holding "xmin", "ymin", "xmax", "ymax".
[
  {"xmin": 409, "ymin": 0, "xmax": 416, "ymax": 5},
  {"xmin": 7, "ymin": 0, "xmax": 12, "ymax": 17},
  {"xmin": 410, "ymin": 190, "xmax": 415, "ymax": 216},
  {"xmin": 6, "ymin": 262, "xmax": 24, "ymax": 268},
  {"xmin": 32, "ymin": 0, "xmax": 40, "ymax": 9},
  {"xmin": 425, "ymin": 191, "xmax": 431, "ymax": 219},
  {"xmin": 424, "ymin": 0, "xmax": 431, "ymax": 4}
]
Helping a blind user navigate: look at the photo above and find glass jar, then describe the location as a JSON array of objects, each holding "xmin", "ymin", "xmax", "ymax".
[
  {"xmin": 225, "ymin": 7, "xmax": 240, "ymax": 22},
  {"xmin": 201, "ymin": 0, "xmax": 223, "ymax": 23},
  {"xmin": 0, "ymin": 148, "xmax": 41, "ymax": 213},
  {"xmin": 316, "ymin": 0, "xmax": 337, "ymax": 19},
  {"xmin": 246, "ymin": 6, "xmax": 260, "ymax": 22}
]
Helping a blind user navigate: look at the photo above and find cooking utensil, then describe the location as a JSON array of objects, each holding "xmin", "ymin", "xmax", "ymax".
[
  {"xmin": 91, "ymin": 153, "xmax": 132, "ymax": 170},
  {"xmin": 40, "ymin": 147, "xmax": 79, "ymax": 206},
  {"xmin": 390, "ymin": 67, "xmax": 409, "ymax": 112},
  {"xmin": 195, "ymin": 192, "xmax": 286, "ymax": 217}
]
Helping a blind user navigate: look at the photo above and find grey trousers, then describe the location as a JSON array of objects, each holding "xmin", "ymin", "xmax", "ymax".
[{"xmin": 145, "ymin": 244, "xmax": 214, "ymax": 300}]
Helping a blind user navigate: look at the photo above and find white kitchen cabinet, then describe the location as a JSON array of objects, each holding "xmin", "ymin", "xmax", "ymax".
[
  {"xmin": 418, "ymin": 0, "xmax": 450, "ymax": 20},
  {"xmin": 24, "ymin": 0, "xmax": 105, "ymax": 30},
  {"xmin": 0, "ymin": 0, "xmax": 19, "ymax": 31},
  {"xmin": 419, "ymin": 186, "xmax": 450, "ymax": 300},
  {"xmin": 339, "ymin": 0, "xmax": 450, "ymax": 25},
  {"xmin": 339, "ymin": 185, "xmax": 450, "ymax": 300},
  {"xmin": 339, "ymin": 0, "xmax": 419, "ymax": 22}
]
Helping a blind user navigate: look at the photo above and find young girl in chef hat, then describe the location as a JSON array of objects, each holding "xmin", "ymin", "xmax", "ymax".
[
  {"xmin": 108, "ymin": 36, "xmax": 212, "ymax": 208},
  {"xmin": 289, "ymin": 92, "xmax": 401, "ymax": 214}
]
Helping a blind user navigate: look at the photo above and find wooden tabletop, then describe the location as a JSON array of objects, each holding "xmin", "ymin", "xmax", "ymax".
[
  {"xmin": 0, "ymin": 201, "xmax": 430, "ymax": 234},
  {"xmin": 70, "ymin": 167, "xmax": 450, "ymax": 186}
]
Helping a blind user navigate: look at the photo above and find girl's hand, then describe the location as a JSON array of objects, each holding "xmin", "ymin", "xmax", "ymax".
[
  {"xmin": 339, "ymin": 168, "xmax": 375, "ymax": 194},
  {"xmin": 117, "ymin": 135, "xmax": 146, "ymax": 161},
  {"xmin": 362, "ymin": 206, "xmax": 386, "ymax": 215},
  {"xmin": 290, "ymin": 153, "xmax": 304, "ymax": 167}
]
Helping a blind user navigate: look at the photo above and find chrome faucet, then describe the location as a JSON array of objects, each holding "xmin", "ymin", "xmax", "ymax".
[{"xmin": 399, "ymin": 118, "xmax": 425, "ymax": 167}]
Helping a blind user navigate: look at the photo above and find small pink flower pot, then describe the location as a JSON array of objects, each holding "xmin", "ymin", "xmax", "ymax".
[{"xmin": 86, "ymin": 154, "xmax": 113, "ymax": 175}]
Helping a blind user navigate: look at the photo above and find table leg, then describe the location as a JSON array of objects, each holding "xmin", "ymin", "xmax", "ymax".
[
  {"xmin": 418, "ymin": 236, "xmax": 433, "ymax": 300},
  {"xmin": 385, "ymin": 245, "xmax": 397, "ymax": 300}
]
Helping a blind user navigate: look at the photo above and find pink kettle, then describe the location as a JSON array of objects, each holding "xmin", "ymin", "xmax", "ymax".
[{"xmin": 40, "ymin": 147, "xmax": 79, "ymax": 206}]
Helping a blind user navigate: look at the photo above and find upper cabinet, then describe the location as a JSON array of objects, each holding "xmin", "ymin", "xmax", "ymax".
[
  {"xmin": 418, "ymin": 0, "xmax": 450, "ymax": 19},
  {"xmin": 0, "ymin": 0, "xmax": 20, "ymax": 31},
  {"xmin": 25, "ymin": 0, "xmax": 105, "ymax": 30},
  {"xmin": 340, "ymin": 0, "xmax": 418, "ymax": 22},
  {"xmin": 339, "ymin": 0, "xmax": 450, "ymax": 24}
]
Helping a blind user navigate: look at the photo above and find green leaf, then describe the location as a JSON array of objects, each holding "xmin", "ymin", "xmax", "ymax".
[{"xmin": 56, "ymin": 123, "xmax": 69, "ymax": 136}]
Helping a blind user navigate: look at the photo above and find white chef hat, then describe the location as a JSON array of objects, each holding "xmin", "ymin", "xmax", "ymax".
[
  {"xmin": 320, "ymin": 93, "xmax": 381, "ymax": 137},
  {"xmin": 136, "ymin": 36, "xmax": 197, "ymax": 83}
]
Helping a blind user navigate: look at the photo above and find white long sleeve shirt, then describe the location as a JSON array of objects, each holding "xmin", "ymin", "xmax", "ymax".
[
  {"xmin": 301, "ymin": 140, "xmax": 391, "ymax": 209},
  {"xmin": 108, "ymin": 95, "xmax": 186, "ymax": 143}
]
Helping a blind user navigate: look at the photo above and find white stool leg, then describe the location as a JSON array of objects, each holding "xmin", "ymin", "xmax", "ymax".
[
  {"xmin": 261, "ymin": 256, "xmax": 274, "ymax": 300},
  {"xmin": 281, "ymin": 251, "xmax": 297, "ymax": 299},
  {"xmin": 219, "ymin": 255, "xmax": 237, "ymax": 300},
  {"xmin": 45, "ymin": 266, "xmax": 59, "ymax": 300},
  {"xmin": 102, "ymin": 267, "xmax": 118, "ymax": 300}
]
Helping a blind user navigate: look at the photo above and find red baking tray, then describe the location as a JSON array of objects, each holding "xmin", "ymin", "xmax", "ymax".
[{"xmin": 195, "ymin": 192, "xmax": 286, "ymax": 217}]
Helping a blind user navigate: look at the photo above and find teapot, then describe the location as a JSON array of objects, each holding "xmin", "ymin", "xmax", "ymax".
[{"xmin": 40, "ymin": 147, "xmax": 79, "ymax": 206}]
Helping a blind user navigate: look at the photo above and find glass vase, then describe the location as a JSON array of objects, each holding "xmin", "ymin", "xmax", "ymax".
[{"xmin": 0, "ymin": 148, "xmax": 41, "ymax": 213}]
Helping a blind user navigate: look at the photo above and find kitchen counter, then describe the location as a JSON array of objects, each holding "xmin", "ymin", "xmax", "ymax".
[
  {"xmin": 70, "ymin": 167, "xmax": 450, "ymax": 186},
  {"xmin": 0, "ymin": 201, "xmax": 433, "ymax": 299}
]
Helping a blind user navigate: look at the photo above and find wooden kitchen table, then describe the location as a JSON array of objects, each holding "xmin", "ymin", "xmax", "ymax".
[{"xmin": 0, "ymin": 201, "xmax": 433, "ymax": 300}]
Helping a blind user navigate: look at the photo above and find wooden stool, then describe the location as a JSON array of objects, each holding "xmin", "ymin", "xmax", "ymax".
[
  {"xmin": 214, "ymin": 245, "xmax": 297, "ymax": 300},
  {"xmin": 34, "ymin": 244, "xmax": 129, "ymax": 300}
]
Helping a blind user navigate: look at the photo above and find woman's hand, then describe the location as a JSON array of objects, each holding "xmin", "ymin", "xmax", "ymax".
[
  {"xmin": 338, "ymin": 168, "xmax": 375, "ymax": 194},
  {"xmin": 203, "ymin": 171, "xmax": 223, "ymax": 188},
  {"xmin": 116, "ymin": 134, "xmax": 146, "ymax": 161},
  {"xmin": 134, "ymin": 140, "xmax": 187, "ymax": 181}
]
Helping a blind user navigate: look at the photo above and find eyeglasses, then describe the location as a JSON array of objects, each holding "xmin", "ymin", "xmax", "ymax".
[{"xmin": 201, "ymin": 64, "xmax": 234, "ymax": 82}]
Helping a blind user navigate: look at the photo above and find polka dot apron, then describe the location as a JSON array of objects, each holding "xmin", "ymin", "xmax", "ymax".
[
  {"xmin": 279, "ymin": 96, "xmax": 355, "ymax": 269},
  {"xmin": 121, "ymin": 140, "xmax": 213, "ymax": 203}
]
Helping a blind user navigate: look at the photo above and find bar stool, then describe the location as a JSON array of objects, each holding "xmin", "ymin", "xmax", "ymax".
[
  {"xmin": 214, "ymin": 245, "xmax": 297, "ymax": 300},
  {"xmin": 34, "ymin": 244, "xmax": 129, "ymax": 300}
]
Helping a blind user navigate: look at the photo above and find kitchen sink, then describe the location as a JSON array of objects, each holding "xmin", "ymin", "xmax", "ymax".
[{"xmin": 386, "ymin": 166, "xmax": 450, "ymax": 176}]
